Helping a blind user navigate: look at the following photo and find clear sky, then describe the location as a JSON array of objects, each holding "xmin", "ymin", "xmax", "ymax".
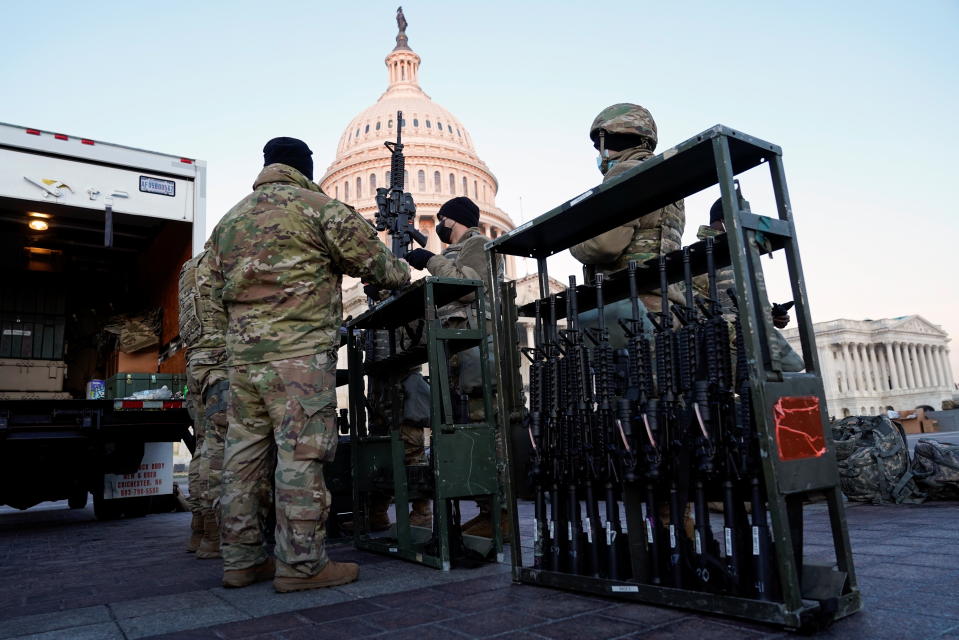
[{"xmin": 3, "ymin": 0, "xmax": 957, "ymax": 380}]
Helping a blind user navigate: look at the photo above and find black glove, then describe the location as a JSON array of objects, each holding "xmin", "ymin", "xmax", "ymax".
[
  {"xmin": 363, "ymin": 283, "xmax": 384, "ymax": 300},
  {"xmin": 405, "ymin": 248, "xmax": 435, "ymax": 270}
]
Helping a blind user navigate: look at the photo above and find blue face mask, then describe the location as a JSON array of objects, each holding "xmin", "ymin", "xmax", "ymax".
[{"xmin": 596, "ymin": 153, "xmax": 617, "ymax": 174}]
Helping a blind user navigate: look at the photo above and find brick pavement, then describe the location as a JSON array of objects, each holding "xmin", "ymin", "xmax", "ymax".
[{"xmin": 0, "ymin": 500, "xmax": 958, "ymax": 639}]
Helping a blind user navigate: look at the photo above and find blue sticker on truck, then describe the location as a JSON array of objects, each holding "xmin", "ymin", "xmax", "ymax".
[{"xmin": 139, "ymin": 176, "xmax": 175, "ymax": 197}]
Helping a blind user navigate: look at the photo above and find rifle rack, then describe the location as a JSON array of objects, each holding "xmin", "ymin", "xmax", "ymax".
[
  {"xmin": 345, "ymin": 276, "xmax": 503, "ymax": 570},
  {"xmin": 485, "ymin": 125, "xmax": 862, "ymax": 630}
]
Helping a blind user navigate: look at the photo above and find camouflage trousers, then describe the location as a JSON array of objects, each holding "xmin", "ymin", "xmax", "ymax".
[
  {"xmin": 185, "ymin": 369, "xmax": 204, "ymax": 514},
  {"xmin": 220, "ymin": 351, "xmax": 338, "ymax": 577},
  {"xmin": 186, "ymin": 365, "xmax": 229, "ymax": 514}
]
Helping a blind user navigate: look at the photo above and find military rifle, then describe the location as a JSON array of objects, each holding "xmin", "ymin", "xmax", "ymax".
[
  {"xmin": 375, "ymin": 110, "xmax": 427, "ymax": 261},
  {"xmin": 521, "ymin": 302, "xmax": 550, "ymax": 569},
  {"xmin": 696, "ymin": 237, "xmax": 742, "ymax": 593},
  {"xmin": 728, "ymin": 289, "xmax": 774, "ymax": 600},
  {"xmin": 544, "ymin": 294, "xmax": 568, "ymax": 572},
  {"xmin": 617, "ymin": 260, "xmax": 662, "ymax": 584},
  {"xmin": 674, "ymin": 247, "xmax": 723, "ymax": 591},
  {"xmin": 647, "ymin": 256, "xmax": 687, "ymax": 588},
  {"xmin": 563, "ymin": 277, "xmax": 603, "ymax": 577},
  {"xmin": 590, "ymin": 273, "xmax": 628, "ymax": 579}
]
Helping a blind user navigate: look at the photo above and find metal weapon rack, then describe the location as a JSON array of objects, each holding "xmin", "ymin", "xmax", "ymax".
[
  {"xmin": 345, "ymin": 276, "xmax": 503, "ymax": 570},
  {"xmin": 485, "ymin": 125, "xmax": 862, "ymax": 630}
]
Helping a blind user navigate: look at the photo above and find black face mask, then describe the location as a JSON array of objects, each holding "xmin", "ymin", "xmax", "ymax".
[{"xmin": 436, "ymin": 221, "xmax": 453, "ymax": 244}]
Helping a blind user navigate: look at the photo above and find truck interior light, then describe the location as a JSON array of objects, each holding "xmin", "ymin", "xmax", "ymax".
[
  {"xmin": 28, "ymin": 212, "xmax": 51, "ymax": 218},
  {"xmin": 28, "ymin": 219, "xmax": 49, "ymax": 231}
]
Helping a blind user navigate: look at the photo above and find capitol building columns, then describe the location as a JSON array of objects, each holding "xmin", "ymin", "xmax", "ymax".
[{"xmin": 783, "ymin": 317, "xmax": 955, "ymax": 417}]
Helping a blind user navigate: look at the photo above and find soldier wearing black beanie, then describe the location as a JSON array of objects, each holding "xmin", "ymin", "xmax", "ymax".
[
  {"xmin": 436, "ymin": 196, "xmax": 479, "ymax": 229},
  {"xmin": 263, "ymin": 137, "xmax": 314, "ymax": 181}
]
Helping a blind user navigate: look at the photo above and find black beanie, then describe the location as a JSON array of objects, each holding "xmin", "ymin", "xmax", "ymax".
[
  {"xmin": 437, "ymin": 197, "xmax": 480, "ymax": 228},
  {"xmin": 709, "ymin": 198, "xmax": 724, "ymax": 224},
  {"xmin": 263, "ymin": 137, "xmax": 313, "ymax": 180}
]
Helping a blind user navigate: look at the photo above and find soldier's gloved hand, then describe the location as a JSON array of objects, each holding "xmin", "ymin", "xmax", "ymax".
[
  {"xmin": 772, "ymin": 313, "xmax": 790, "ymax": 329},
  {"xmin": 405, "ymin": 248, "xmax": 434, "ymax": 270},
  {"xmin": 363, "ymin": 283, "xmax": 384, "ymax": 300}
]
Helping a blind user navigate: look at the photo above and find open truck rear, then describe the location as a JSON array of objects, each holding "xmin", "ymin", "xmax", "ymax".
[{"xmin": 0, "ymin": 122, "xmax": 204, "ymax": 518}]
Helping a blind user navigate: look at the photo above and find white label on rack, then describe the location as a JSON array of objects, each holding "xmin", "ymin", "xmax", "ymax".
[
  {"xmin": 752, "ymin": 526, "xmax": 760, "ymax": 556},
  {"xmin": 568, "ymin": 522, "xmax": 574, "ymax": 541},
  {"xmin": 725, "ymin": 527, "xmax": 733, "ymax": 557},
  {"xmin": 585, "ymin": 518, "xmax": 593, "ymax": 543},
  {"xmin": 606, "ymin": 522, "xmax": 615, "ymax": 546},
  {"xmin": 611, "ymin": 585, "xmax": 639, "ymax": 593},
  {"xmin": 695, "ymin": 531, "xmax": 702, "ymax": 555},
  {"xmin": 549, "ymin": 519, "xmax": 555, "ymax": 539},
  {"xmin": 641, "ymin": 503, "xmax": 648, "ymax": 520},
  {"xmin": 533, "ymin": 518, "xmax": 539, "ymax": 544},
  {"xmin": 646, "ymin": 518, "xmax": 654, "ymax": 544},
  {"xmin": 669, "ymin": 524, "xmax": 677, "ymax": 549},
  {"xmin": 569, "ymin": 189, "xmax": 594, "ymax": 206}
]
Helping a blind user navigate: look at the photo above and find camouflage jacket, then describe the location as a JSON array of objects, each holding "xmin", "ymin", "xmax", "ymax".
[
  {"xmin": 209, "ymin": 164, "xmax": 410, "ymax": 365},
  {"xmin": 569, "ymin": 148, "xmax": 685, "ymax": 302},
  {"xmin": 425, "ymin": 227, "xmax": 499, "ymax": 328},
  {"xmin": 690, "ymin": 226, "xmax": 803, "ymax": 372},
  {"xmin": 178, "ymin": 246, "xmax": 227, "ymax": 367},
  {"xmin": 691, "ymin": 225, "xmax": 736, "ymax": 316}
]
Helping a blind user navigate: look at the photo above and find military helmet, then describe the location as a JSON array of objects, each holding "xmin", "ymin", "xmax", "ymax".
[{"xmin": 589, "ymin": 103, "xmax": 658, "ymax": 149}]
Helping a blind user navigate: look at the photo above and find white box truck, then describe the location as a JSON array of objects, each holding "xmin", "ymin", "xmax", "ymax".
[{"xmin": 0, "ymin": 122, "xmax": 204, "ymax": 519}]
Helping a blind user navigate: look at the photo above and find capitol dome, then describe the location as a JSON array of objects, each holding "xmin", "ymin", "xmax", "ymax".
[{"xmin": 319, "ymin": 13, "xmax": 515, "ymax": 266}]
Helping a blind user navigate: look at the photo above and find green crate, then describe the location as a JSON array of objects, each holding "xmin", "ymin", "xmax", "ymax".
[{"xmin": 106, "ymin": 373, "xmax": 187, "ymax": 399}]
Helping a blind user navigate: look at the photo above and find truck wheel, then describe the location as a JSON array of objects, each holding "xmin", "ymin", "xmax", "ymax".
[
  {"xmin": 124, "ymin": 497, "xmax": 150, "ymax": 518},
  {"xmin": 68, "ymin": 491, "xmax": 88, "ymax": 510},
  {"xmin": 93, "ymin": 488, "xmax": 120, "ymax": 521}
]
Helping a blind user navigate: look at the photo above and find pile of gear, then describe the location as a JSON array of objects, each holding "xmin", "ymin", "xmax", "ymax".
[{"xmin": 831, "ymin": 415, "xmax": 959, "ymax": 503}]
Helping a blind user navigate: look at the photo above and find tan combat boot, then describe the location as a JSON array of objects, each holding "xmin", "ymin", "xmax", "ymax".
[
  {"xmin": 459, "ymin": 509, "xmax": 487, "ymax": 533},
  {"xmin": 463, "ymin": 509, "xmax": 511, "ymax": 543},
  {"xmin": 342, "ymin": 493, "xmax": 392, "ymax": 533},
  {"xmin": 274, "ymin": 560, "xmax": 359, "ymax": 593},
  {"xmin": 222, "ymin": 557, "xmax": 276, "ymax": 588},
  {"xmin": 196, "ymin": 510, "xmax": 221, "ymax": 559},
  {"xmin": 409, "ymin": 499, "xmax": 432, "ymax": 528},
  {"xmin": 186, "ymin": 511, "xmax": 204, "ymax": 552}
]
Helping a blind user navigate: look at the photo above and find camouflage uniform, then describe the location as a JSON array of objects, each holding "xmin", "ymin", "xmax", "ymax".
[
  {"xmin": 692, "ymin": 225, "xmax": 803, "ymax": 372},
  {"xmin": 179, "ymin": 248, "xmax": 229, "ymax": 554},
  {"xmin": 209, "ymin": 163, "xmax": 410, "ymax": 577},
  {"xmin": 425, "ymin": 227, "xmax": 501, "ymax": 416},
  {"xmin": 570, "ymin": 104, "xmax": 685, "ymax": 315},
  {"xmin": 425, "ymin": 227, "xmax": 507, "ymax": 526}
]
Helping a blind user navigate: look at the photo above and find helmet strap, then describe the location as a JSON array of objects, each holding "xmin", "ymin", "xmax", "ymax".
[{"xmin": 598, "ymin": 129, "xmax": 610, "ymax": 174}]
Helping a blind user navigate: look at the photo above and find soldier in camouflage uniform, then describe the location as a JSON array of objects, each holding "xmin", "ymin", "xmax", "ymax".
[
  {"xmin": 405, "ymin": 196, "xmax": 509, "ymax": 540},
  {"xmin": 694, "ymin": 198, "xmax": 804, "ymax": 372},
  {"xmin": 572, "ymin": 104, "xmax": 693, "ymax": 537},
  {"xmin": 570, "ymin": 103, "xmax": 686, "ymax": 318},
  {"xmin": 209, "ymin": 137, "xmax": 410, "ymax": 592},
  {"xmin": 361, "ymin": 332, "xmax": 432, "ymax": 531},
  {"xmin": 178, "ymin": 246, "xmax": 229, "ymax": 559}
]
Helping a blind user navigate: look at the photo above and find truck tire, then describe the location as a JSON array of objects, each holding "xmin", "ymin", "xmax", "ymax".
[
  {"xmin": 68, "ymin": 491, "xmax": 88, "ymax": 510},
  {"xmin": 124, "ymin": 497, "xmax": 150, "ymax": 518},
  {"xmin": 93, "ymin": 491, "xmax": 120, "ymax": 520}
]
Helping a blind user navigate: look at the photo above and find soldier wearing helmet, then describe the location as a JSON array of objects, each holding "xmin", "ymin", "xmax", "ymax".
[{"xmin": 571, "ymin": 103, "xmax": 686, "ymax": 316}]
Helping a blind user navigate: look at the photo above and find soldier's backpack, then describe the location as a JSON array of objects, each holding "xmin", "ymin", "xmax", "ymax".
[
  {"xmin": 911, "ymin": 439, "xmax": 959, "ymax": 500},
  {"xmin": 830, "ymin": 416, "xmax": 925, "ymax": 504}
]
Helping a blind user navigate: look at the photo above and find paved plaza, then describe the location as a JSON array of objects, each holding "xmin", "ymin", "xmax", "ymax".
[{"xmin": 0, "ymin": 499, "xmax": 957, "ymax": 639}]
